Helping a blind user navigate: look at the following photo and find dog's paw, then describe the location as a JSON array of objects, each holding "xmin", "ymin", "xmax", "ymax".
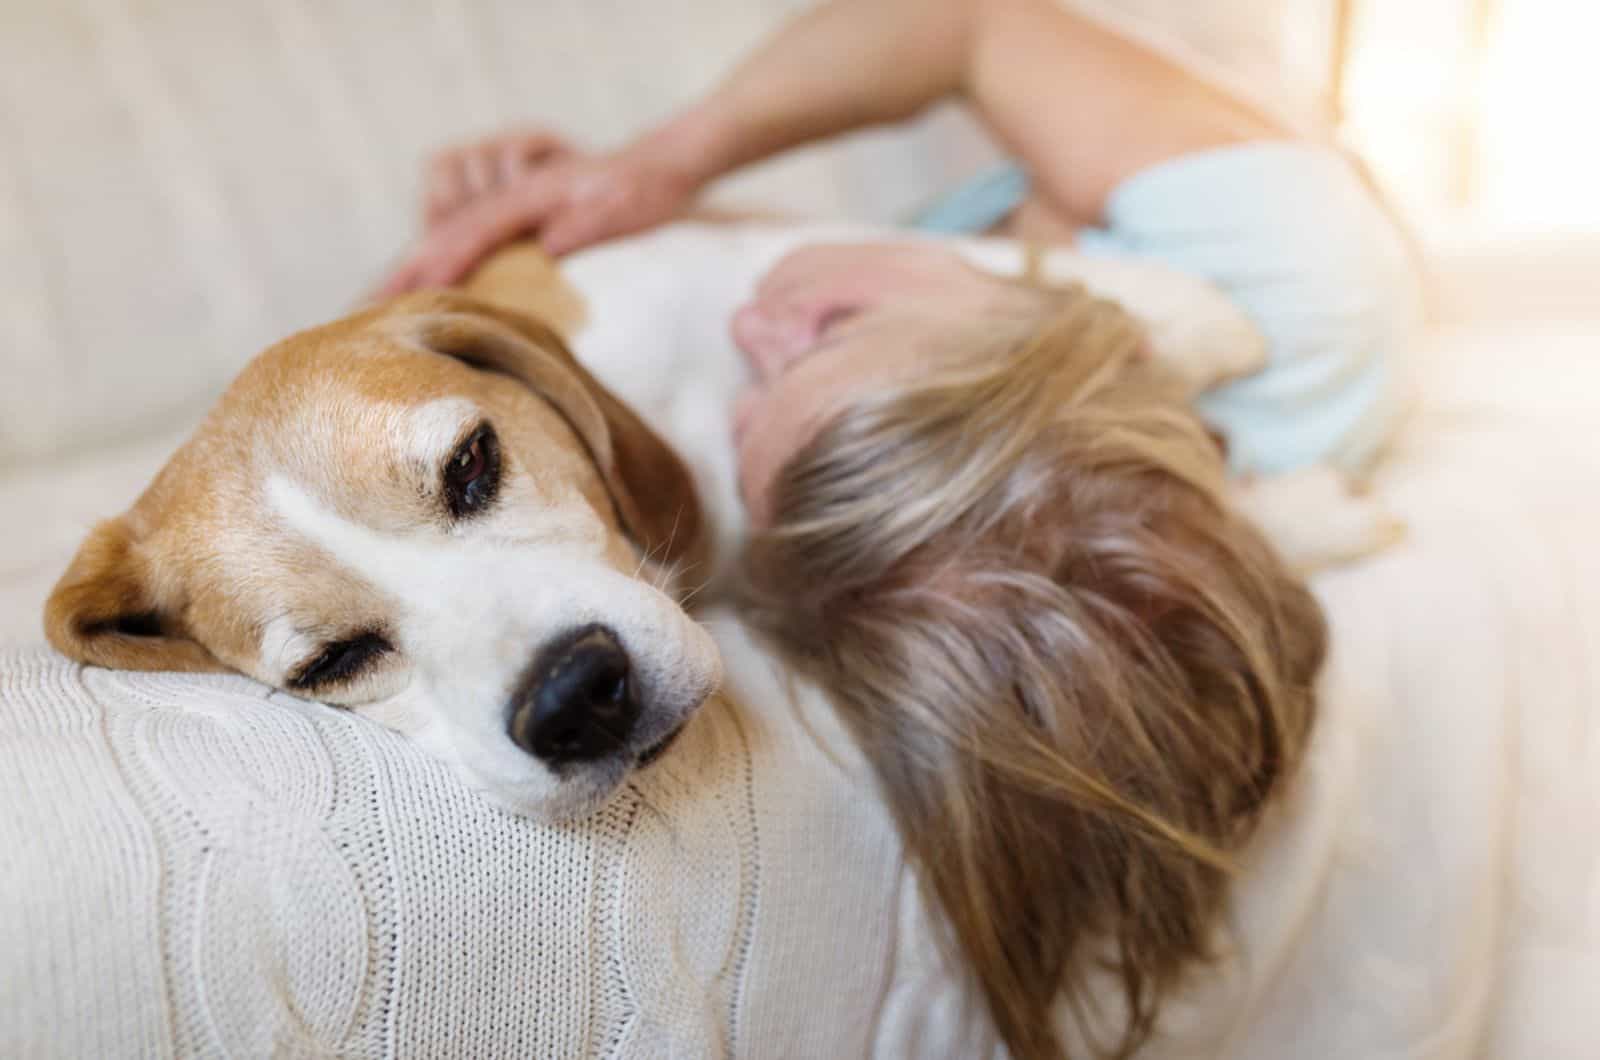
[{"xmin": 1230, "ymin": 466, "xmax": 1407, "ymax": 573}]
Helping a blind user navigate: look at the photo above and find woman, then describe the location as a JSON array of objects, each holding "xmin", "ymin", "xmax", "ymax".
[
  {"xmin": 383, "ymin": 2, "xmax": 1415, "ymax": 1055},
  {"xmin": 732, "ymin": 250, "xmax": 1328, "ymax": 1059}
]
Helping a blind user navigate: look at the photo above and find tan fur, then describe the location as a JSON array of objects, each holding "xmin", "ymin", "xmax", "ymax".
[
  {"xmin": 45, "ymin": 244, "xmax": 705, "ymax": 689},
  {"xmin": 460, "ymin": 242, "xmax": 587, "ymax": 338}
]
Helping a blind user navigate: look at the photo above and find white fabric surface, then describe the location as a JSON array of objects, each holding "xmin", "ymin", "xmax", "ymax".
[
  {"xmin": 3, "ymin": 224, "xmax": 1598, "ymax": 1056},
  {"xmin": 0, "ymin": 616, "xmax": 910, "ymax": 1057}
]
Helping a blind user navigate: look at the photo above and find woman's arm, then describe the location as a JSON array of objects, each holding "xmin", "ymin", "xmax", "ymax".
[
  {"xmin": 964, "ymin": 0, "xmax": 1284, "ymax": 223},
  {"xmin": 381, "ymin": 0, "xmax": 975, "ymax": 293},
  {"xmin": 381, "ymin": 0, "xmax": 1284, "ymax": 291},
  {"xmin": 678, "ymin": 0, "xmax": 1283, "ymax": 223},
  {"xmin": 642, "ymin": 0, "xmax": 975, "ymax": 186}
]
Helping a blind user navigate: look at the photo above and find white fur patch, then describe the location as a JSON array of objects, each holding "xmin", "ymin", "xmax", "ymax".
[{"xmin": 403, "ymin": 397, "xmax": 479, "ymax": 470}]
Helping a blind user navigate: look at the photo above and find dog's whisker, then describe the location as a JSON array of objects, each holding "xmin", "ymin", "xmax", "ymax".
[
  {"xmin": 652, "ymin": 557, "xmax": 685, "ymax": 596},
  {"xmin": 677, "ymin": 574, "xmax": 714, "ymax": 608},
  {"xmin": 664, "ymin": 507, "xmax": 683, "ymax": 563},
  {"xmin": 630, "ymin": 536, "xmax": 665, "ymax": 582}
]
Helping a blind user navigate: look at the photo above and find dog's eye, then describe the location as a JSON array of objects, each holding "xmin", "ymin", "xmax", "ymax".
[
  {"xmin": 288, "ymin": 631, "xmax": 391, "ymax": 691},
  {"xmin": 443, "ymin": 423, "xmax": 500, "ymax": 518}
]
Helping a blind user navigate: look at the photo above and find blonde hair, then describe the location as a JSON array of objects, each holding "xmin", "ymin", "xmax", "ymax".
[{"xmin": 741, "ymin": 286, "xmax": 1326, "ymax": 1059}]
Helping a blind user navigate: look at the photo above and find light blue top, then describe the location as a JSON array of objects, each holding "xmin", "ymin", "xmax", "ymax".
[{"xmin": 912, "ymin": 144, "xmax": 1424, "ymax": 474}]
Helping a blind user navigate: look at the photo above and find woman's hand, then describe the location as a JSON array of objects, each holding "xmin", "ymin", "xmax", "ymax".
[
  {"xmin": 421, "ymin": 127, "xmax": 577, "ymax": 229},
  {"xmin": 379, "ymin": 134, "xmax": 705, "ymax": 296}
]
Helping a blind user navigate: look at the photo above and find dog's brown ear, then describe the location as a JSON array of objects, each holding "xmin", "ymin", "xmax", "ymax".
[
  {"xmin": 45, "ymin": 517, "xmax": 221, "ymax": 673},
  {"xmin": 459, "ymin": 242, "xmax": 587, "ymax": 339},
  {"xmin": 389, "ymin": 291, "xmax": 708, "ymax": 580}
]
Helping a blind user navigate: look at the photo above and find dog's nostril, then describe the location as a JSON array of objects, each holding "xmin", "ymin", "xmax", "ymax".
[
  {"xmin": 589, "ymin": 669, "xmax": 626, "ymax": 706},
  {"xmin": 509, "ymin": 625, "xmax": 640, "ymax": 765},
  {"xmin": 543, "ymin": 722, "xmax": 590, "ymax": 757}
]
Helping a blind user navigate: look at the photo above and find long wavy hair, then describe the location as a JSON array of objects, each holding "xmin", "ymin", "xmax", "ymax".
[{"xmin": 740, "ymin": 285, "xmax": 1327, "ymax": 1059}]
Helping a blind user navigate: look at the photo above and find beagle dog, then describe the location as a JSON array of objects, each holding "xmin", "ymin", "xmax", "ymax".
[{"xmin": 44, "ymin": 245, "xmax": 721, "ymax": 822}]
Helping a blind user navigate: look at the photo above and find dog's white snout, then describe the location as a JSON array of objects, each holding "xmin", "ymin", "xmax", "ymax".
[{"xmin": 266, "ymin": 469, "xmax": 719, "ymax": 816}]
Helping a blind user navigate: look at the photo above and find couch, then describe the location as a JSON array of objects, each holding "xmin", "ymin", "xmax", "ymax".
[{"xmin": 4, "ymin": 2, "xmax": 1597, "ymax": 1057}]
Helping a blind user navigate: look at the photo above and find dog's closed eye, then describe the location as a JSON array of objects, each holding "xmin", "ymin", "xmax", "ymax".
[{"xmin": 289, "ymin": 631, "xmax": 392, "ymax": 691}]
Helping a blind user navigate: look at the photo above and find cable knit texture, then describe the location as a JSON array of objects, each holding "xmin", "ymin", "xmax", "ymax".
[{"xmin": 0, "ymin": 615, "xmax": 920, "ymax": 1058}]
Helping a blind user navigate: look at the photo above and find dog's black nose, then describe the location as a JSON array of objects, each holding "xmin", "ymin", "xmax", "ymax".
[{"xmin": 510, "ymin": 625, "xmax": 638, "ymax": 764}]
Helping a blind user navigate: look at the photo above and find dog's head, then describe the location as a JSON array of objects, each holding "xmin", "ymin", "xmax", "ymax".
[{"xmin": 45, "ymin": 291, "xmax": 718, "ymax": 820}]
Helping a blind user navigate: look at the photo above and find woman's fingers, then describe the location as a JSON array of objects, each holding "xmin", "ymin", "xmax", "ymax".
[
  {"xmin": 423, "ymin": 128, "xmax": 575, "ymax": 229},
  {"xmin": 392, "ymin": 138, "xmax": 695, "ymax": 296},
  {"xmin": 419, "ymin": 182, "xmax": 559, "ymax": 286},
  {"xmin": 461, "ymin": 150, "xmax": 495, "ymax": 199},
  {"xmin": 424, "ymin": 150, "xmax": 471, "ymax": 228},
  {"xmin": 501, "ymin": 129, "xmax": 570, "ymax": 170},
  {"xmin": 380, "ymin": 174, "xmax": 565, "ymax": 296},
  {"xmin": 496, "ymin": 139, "xmax": 533, "ymax": 187}
]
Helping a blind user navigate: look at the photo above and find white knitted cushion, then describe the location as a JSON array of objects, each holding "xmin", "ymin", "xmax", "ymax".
[{"xmin": 0, "ymin": 615, "xmax": 927, "ymax": 1057}]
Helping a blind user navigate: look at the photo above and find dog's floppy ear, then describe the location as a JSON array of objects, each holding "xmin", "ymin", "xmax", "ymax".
[
  {"xmin": 387, "ymin": 291, "xmax": 708, "ymax": 579},
  {"xmin": 45, "ymin": 516, "xmax": 223, "ymax": 673}
]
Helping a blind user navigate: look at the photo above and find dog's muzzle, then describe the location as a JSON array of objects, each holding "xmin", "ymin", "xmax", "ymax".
[{"xmin": 508, "ymin": 624, "xmax": 639, "ymax": 765}]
